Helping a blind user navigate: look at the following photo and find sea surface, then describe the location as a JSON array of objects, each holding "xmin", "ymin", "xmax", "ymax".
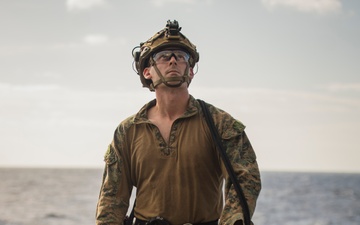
[{"xmin": 0, "ymin": 168, "xmax": 359, "ymax": 225}]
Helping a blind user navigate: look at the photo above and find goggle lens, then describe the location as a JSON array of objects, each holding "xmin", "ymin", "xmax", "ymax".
[{"xmin": 153, "ymin": 50, "xmax": 190, "ymax": 63}]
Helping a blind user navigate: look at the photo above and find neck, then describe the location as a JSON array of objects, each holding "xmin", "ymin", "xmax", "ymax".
[{"xmin": 153, "ymin": 86, "xmax": 190, "ymax": 120}]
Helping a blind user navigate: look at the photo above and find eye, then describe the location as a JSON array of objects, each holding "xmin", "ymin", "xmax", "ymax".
[
  {"xmin": 176, "ymin": 54, "xmax": 185, "ymax": 60},
  {"xmin": 161, "ymin": 53, "xmax": 171, "ymax": 60},
  {"xmin": 153, "ymin": 50, "xmax": 190, "ymax": 63},
  {"xmin": 153, "ymin": 51, "xmax": 171, "ymax": 62}
]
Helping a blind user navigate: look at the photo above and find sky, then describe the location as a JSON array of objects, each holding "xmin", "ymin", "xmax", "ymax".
[{"xmin": 0, "ymin": 0, "xmax": 359, "ymax": 173}]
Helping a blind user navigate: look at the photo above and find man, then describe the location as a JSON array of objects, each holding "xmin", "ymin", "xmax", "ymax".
[{"xmin": 96, "ymin": 20, "xmax": 261, "ymax": 225}]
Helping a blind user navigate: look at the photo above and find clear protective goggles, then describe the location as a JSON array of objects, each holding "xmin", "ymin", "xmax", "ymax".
[{"xmin": 152, "ymin": 50, "xmax": 190, "ymax": 63}]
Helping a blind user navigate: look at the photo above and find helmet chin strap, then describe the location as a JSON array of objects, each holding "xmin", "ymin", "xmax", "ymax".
[{"xmin": 149, "ymin": 58, "xmax": 191, "ymax": 91}]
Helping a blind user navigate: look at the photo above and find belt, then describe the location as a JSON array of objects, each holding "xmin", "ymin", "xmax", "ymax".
[{"xmin": 135, "ymin": 218, "xmax": 218, "ymax": 225}]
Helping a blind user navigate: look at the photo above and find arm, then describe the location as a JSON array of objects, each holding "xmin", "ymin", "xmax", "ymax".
[
  {"xmin": 96, "ymin": 128, "xmax": 133, "ymax": 225},
  {"xmin": 219, "ymin": 121, "xmax": 261, "ymax": 225}
]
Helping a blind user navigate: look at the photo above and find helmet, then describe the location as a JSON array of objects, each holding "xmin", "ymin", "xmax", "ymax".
[{"xmin": 132, "ymin": 20, "xmax": 199, "ymax": 91}]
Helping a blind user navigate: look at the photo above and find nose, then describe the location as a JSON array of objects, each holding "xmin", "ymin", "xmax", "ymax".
[
  {"xmin": 169, "ymin": 54, "xmax": 178, "ymax": 64},
  {"xmin": 169, "ymin": 53, "xmax": 177, "ymax": 62}
]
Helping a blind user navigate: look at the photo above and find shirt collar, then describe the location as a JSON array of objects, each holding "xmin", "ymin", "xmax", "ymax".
[{"xmin": 133, "ymin": 95, "xmax": 199, "ymax": 124}]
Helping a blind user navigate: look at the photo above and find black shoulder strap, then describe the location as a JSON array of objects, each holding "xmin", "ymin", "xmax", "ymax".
[{"xmin": 198, "ymin": 99, "xmax": 251, "ymax": 225}]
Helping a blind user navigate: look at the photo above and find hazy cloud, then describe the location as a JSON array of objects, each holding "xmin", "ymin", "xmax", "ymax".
[
  {"xmin": 321, "ymin": 82, "xmax": 360, "ymax": 92},
  {"xmin": 66, "ymin": 0, "xmax": 107, "ymax": 11},
  {"xmin": 0, "ymin": 82, "xmax": 61, "ymax": 93},
  {"xmin": 83, "ymin": 34, "xmax": 109, "ymax": 45},
  {"xmin": 191, "ymin": 85, "xmax": 360, "ymax": 115},
  {"xmin": 262, "ymin": 0, "xmax": 342, "ymax": 14},
  {"xmin": 150, "ymin": 0, "xmax": 212, "ymax": 7}
]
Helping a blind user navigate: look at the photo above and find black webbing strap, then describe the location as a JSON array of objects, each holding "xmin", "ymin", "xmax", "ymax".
[{"xmin": 198, "ymin": 99, "xmax": 251, "ymax": 225}]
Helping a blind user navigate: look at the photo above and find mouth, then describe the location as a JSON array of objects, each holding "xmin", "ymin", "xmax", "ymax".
[{"xmin": 166, "ymin": 70, "xmax": 180, "ymax": 75}]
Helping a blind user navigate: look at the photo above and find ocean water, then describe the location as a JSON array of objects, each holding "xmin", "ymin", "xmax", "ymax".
[{"xmin": 0, "ymin": 168, "xmax": 359, "ymax": 225}]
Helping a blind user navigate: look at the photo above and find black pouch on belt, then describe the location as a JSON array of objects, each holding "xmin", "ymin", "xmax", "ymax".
[{"xmin": 144, "ymin": 216, "xmax": 170, "ymax": 225}]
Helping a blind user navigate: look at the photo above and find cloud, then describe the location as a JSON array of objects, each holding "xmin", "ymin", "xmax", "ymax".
[
  {"xmin": 261, "ymin": 0, "xmax": 342, "ymax": 14},
  {"xmin": 321, "ymin": 82, "xmax": 360, "ymax": 92},
  {"xmin": 0, "ymin": 34, "xmax": 125, "ymax": 56},
  {"xmin": 66, "ymin": 0, "xmax": 107, "ymax": 11},
  {"xmin": 191, "ymin": 85, "xmax": 360, "ymax": 115},
  {"xmin": 0, "ymin": 82, "xmax": 60, "ymax": 93},
  {"xmin": 83, "ymin": 34, "xmax": 109, "ymax": 45},
  {"xmin": 150, "ymin": 0, "xmax": 212, "ymax": 7}
]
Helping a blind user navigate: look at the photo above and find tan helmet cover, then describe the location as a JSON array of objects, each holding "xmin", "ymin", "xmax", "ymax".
[{"xmin": 133, "ymin": 20, "xmax": 199, "ymax": 90}]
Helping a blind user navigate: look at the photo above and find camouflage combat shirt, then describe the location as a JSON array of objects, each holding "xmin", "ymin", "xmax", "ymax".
[{"xmin": 96, "ymin": 95, "xmax": 261, "ymax": 225}]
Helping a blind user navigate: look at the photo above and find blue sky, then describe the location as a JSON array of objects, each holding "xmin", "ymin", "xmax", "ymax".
[{"xmin": 0, "ymin": 0, "xmax": 359, "ymax": 172}]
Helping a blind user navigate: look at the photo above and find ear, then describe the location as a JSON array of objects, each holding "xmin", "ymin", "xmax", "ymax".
[
  {"xmin": 143, "ymin": 67, "xmax": 151, "ymax": 80},
  {"xmin": 189, "ymin": 67, "xmax": 195, "ymax": 80}
]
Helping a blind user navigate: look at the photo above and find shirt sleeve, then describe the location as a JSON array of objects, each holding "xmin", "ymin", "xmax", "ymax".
[
  {"xmin": 218, "ymin": 119, "xmax": 261, "ymax": 225},
  {"xmin": 96, "ymin": 127, "xmax": 133, "ymax": 225}
]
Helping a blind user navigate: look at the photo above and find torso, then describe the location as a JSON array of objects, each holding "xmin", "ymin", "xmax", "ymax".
[
  {"xmin": 150, "ymin": 119, "xmax": 173, "ymax": 144},
  {"xmin": 128, "ymin": 108, "xmax": 224, "ymax": 224},
  {"xmin": 147, "ymin": 105, "xmax": 184, "ymax": 144}
]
